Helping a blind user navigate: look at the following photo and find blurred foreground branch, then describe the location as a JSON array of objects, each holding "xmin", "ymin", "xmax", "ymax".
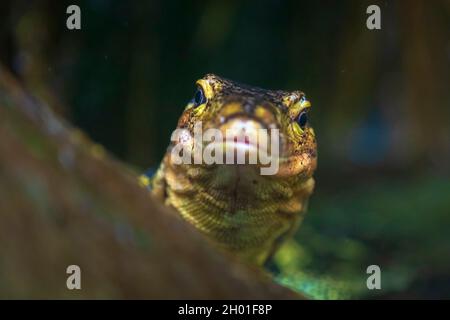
[{"xmin": 0, "ymin": 65, "xmax": 299, "ymax": 299}]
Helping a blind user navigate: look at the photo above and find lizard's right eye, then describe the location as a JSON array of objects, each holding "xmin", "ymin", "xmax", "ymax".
[{"xmin": 193, "ymin": 87, "xmax": 207, "ymax": 107}]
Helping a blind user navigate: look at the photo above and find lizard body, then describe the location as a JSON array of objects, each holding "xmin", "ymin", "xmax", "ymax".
[{"xmin": 149, "ymin": 74, "xmax": 317, "ymax": 265}]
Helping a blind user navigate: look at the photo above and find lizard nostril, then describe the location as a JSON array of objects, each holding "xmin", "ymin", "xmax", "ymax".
[
  {"xmin": 244, "ymin": 103, "xmax": 256, "ymax": 115},
  {"xmin": 219, "ymin": 116, "xmax": 226, "ymax": 124}
]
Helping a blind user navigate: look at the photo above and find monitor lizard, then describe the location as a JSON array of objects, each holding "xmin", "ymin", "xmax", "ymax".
[{"xmin": 142, "ymin": 74, "xmax": 317, "ymax": 266}]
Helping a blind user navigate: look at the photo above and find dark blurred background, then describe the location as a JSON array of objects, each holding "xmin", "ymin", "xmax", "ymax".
[{"xmin": 0, "ymin": 0, "xmax": 449, "ymax": 298}]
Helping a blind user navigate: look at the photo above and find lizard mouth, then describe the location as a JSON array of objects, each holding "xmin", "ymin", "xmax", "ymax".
[
  {"xmin": 206, "ymin": 100, "xmax": 286, "ymax": 161},
  {"xmin": 188, "ymin": 117, "xmax": 284, "ymax": 178},
  {"xmin": 223, "ymin": 135, "xmax": 261, "ymax": 152},
  {"xmin": 216, "ymin": 118, "xmax": 279, "ymax": 162}
]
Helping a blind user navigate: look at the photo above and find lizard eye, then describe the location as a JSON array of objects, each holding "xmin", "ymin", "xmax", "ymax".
[
  {"xmin": 193, "ymin": 86, "xmax": 207, "ymax": 107},
  {"xmin": 296, "ymin": 110, "xmax": 308, "ymax": 129}
]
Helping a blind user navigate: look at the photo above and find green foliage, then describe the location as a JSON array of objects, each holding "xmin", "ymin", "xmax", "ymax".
[{"xmin": 274, "ymin": 174, "xmax": 450, "ymax": 298}]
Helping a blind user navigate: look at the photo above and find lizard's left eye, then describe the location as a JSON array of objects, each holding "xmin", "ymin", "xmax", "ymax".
[
  {"xmin": 193, "ymin": 87, "xmax": 207, "ymax": 107},
  {"xmin": 296, "ymin": 110, "xmax": 309, "ymax": 129}
]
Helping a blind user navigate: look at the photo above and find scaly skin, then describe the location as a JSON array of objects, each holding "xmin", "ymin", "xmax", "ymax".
[{"xmin": 150, "ymin": 74, "xmax": 317, "ymax": 266}]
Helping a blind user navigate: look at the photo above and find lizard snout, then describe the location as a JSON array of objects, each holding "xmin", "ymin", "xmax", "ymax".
[{"xmin": 216, "ymin": 101, "xmax": 279, "ymax": 130}]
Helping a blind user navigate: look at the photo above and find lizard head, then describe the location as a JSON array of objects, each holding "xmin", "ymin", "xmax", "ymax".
[{"xmin": 170, "ymin": 74, "xmax": 317, "ymax": 182}]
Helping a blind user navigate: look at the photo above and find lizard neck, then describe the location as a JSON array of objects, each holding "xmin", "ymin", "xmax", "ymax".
[{"xmin": 159, "ymin": 154, "xmax": 314, "ymax": 264}]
